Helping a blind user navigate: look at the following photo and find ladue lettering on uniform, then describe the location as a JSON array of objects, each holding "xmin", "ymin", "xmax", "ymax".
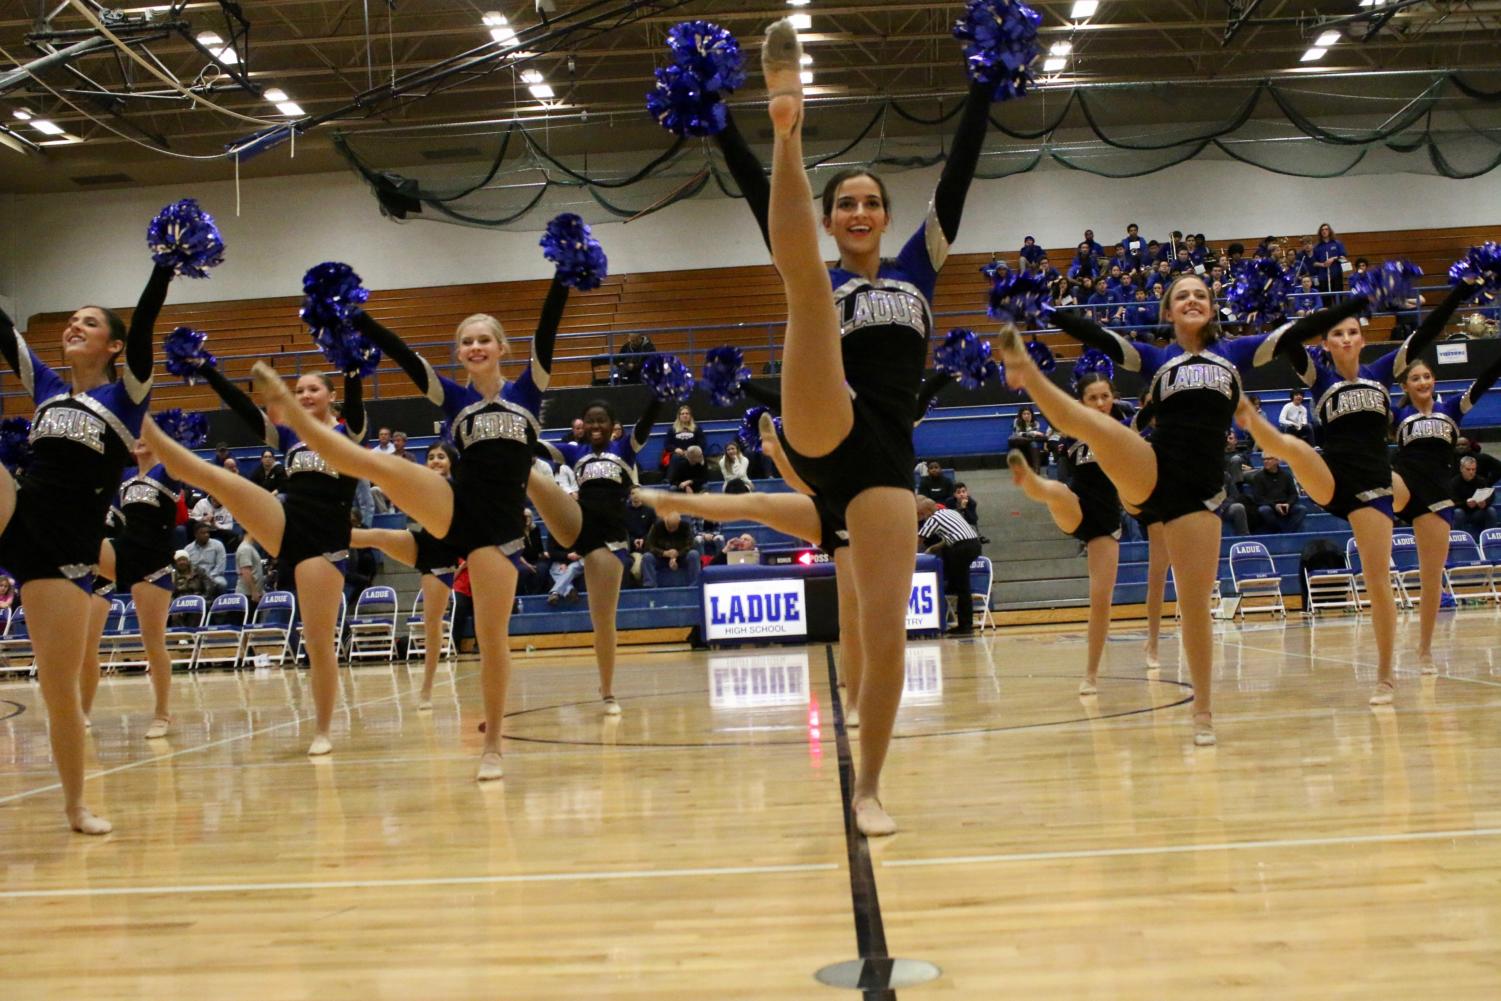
[
  {"xmin": 1159, "ymin": 362, "xmax": 1233, "ymax": 401},
  {"xmin": 32, "ymin": 407, "xmax": 107, "ymax": 454},
  {"xmin": 1325, "ymin": 386, "xmax": 1389, "ymax": 419},
  {"xmin": 463, "ymin": 410, "xmax": 529, "ymax": 449},
  {"xmin": 578, "ymin": 459, "xmax": 625, "ymax": 484},
  {"xmin": 841, "ymin": 287, "xmax": 925, "ymax": 338},
  {"xmin": 1401, "ymin": 414, "xmax": 1456, "ymax": 445},
  {"xmin": 122, "ymin": 482, "xmax": 163, "ymax": 507},
  {"xmin": 288, "ymin": 448, "xmax": 336, "ymax": 476}
]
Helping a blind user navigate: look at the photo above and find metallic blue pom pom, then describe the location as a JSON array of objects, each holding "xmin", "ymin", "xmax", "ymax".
[
  {"xmin": 0, "ymin": 416, "xmax": 31, "ymax": 473},
  {"xmin": 322, "ymin": 328, "xmax": 383, "ymax": 379},
  {"xmin": 664, "ymin": 21, "xmax": 745, "ymax": 94},
  {"xmin": 1348, "ymin": 259, "xmax": 1422, "ymax": 315},
  {"xmin": 738, "ymin": 405, "xmax": 779, "ymax": 453},
  {"xmin": 647, "ymin": 64, "xmax": 730, "ymax": 137},
  {"xmin": 146, "ymin": 199, "xmax": 225, "ymax": 279},
  {"xmin": 701, "ymin": 345, "xmax": 751, "ymax": 407},
  {"xmin": 1026, "ymin": 336, "xmax": 1056, "ymax": 373},
  {"xmin": 540, "ymin": 213, "xmax": 609, "ymax": 291},
  {"xmin": 154, "ymin": 408, "xmax": 209, "ymax": 448},
  {"xmin": 1227, "ymin": 257, "xmax": 1292, "ymax": 327},
  {"xmin": 1306, "ymin": 344, "xmax": 1332, "ymax": 371},
  {"xmin": 163, "ymin": 326, "xmax": 216, "ymax": 383},
  {"xmin": 300, "ymin": 261, "xmax": 375, "ymax": 375},
  {"xmin": 934, "ymin": 328, "xmax": 1002, "ymax": 391},
  {"xmin": 1449, "ymin": 242, "xmax": 1501, "ymax": 300},
  {"xmin": 952, "ymin": 0, "xmax": 1043, "ymax": 102},
  {"xmin": 640, "ymin": 353, "xmax": 696, "ymax": 403},
  {"xmin": 987, "ymin": 268, "xmax": 1054, "ymax": 327},
  {"xmin": 1071, "ymin": 347, "xmax": 1115, "ymax": 391}
]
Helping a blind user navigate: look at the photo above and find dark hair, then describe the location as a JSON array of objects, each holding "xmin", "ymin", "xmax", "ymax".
[
  {"xmin": 1074, "ymin": 371, "xmax": 1115, "ymax": 399},
  {"xmin": 79, "ymin": 305, "xmax": 127, "ymax": 382},
  {"xmin": 1160, "ymin": 273, "xmax": 1222, "ymax": 344},
  {"xmin": 820, "ymin": 169, "xmax": 891, "ymax": 219},
  {"xmin": 953, "ymin": 481, "xmax": 967, "ymax": 491},
  {"xmin": 1355, "ymin": 256, "xmax": 1369, "ymax": 267},
  {"xmin": 426, "ymin": 440, "xmax": 460, "ymax": 470},
  {"xmin": 1318, "ymin": 222, "xmax": 1335, "ymax": 240},
  {"xmin": 1127, "ymin": 223, "xmax": 1138, "ymax": 231},
  {"xmin": 582, "ymin": 398, "xmax": 617, "ymax": 423},
  {"xmin": 1227, "ymin": 242, "xmax": 1244, "ymax": 256}
]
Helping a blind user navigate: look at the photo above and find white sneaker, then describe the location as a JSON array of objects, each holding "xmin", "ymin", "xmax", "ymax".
[
  {"xmin": 307, "ymin": 735, "xmax": 333, "ymax": 756},
  {"xmin": 476, "ymin": 752, "xmax": 505, "ymax": 782},
  {"xmin": 602, "ymin": 697, "xmax": 622, "ymax": 717}
]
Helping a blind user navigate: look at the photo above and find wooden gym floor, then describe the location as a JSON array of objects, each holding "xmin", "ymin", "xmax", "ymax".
[{"xmin": 3, "ymin": 610, "xmax": 1501, "ymax": 999}]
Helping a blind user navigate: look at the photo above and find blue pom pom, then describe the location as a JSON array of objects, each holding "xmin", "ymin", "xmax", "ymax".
[
  {"xmin": 738, "ymin": 405, "xmax": 780, "ymax": 453},
  {"xmin": 1348, "ymin": 259, "xmax": 1422, "ymax": 314},
  {"xmin": 647, "ymin": 64, "xmax": 730, "ymax": 137},
  {"xmin": 540, "ymin": 214, "xmax": 609, "ymax": 291},
  {"xmin": 1071, "ymin": 347, "xmax": 1115, "ymax": 391},
  {"xmin": 321, "ymin": 328, "xmax": 383, "ymax": 379},
  {"xmin": 163, "ymin": 326, "xmax": 216, "ymax": 383},
  {"xmin": 987, "ymin": 269, "xmax": 1054, "ymax": 327},
  {"xmin": 0, "ymin": 416, "xmax": 31, "ymax": 473},
  {"xmin": 934, "ymin": 328, "xmax": 1002, "ymax": 391},
  {"xmin": 701, "ymin": 345, "xmax": 751, "ymax": 407},
  {"xmin": 146, "ymin": 199, "xmax": 225, "ymax": 279},
  {"xmin": 1306, "ymin": 344, "xmax": 1332, "ymax": 371},
  {"xmin": 154, "ymin": 408, "xmax": 209, "ymax": 449},
  {"xmin": 1449, "ymin": 242, "xmax": 1501, "ymax": 300},
  {"xmin": 1026, "ymin": 336, "xmax": 1056, "ymax": 373},
  {"xmin": 300, "ymin": 262, "xmax": 373, "ymax": 374},
  {"xmin": 664, "ymin": 21, "xmax": 745, "ymax": 93},
  {"xmin": 1226, "ymin": 257, "xmax": 1292, "ymax": 327},
  {"xmin": 952, "ymin": 0, "xmax": 1043, "ymax": 102},
  {"xmin": 640, "ymin": 353, "xmax": 696, "ymax": 403}
]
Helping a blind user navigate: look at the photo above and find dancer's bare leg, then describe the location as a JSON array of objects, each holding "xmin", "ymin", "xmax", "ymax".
[
  {"xmin": 142, "ymin": 418, "xmax": 288, "ymax": 553},
  {"xmin": 636, "ymin": 488, "xmax": 823, "ymax": 545},
  {"xmin": 467, "ymin": 547, "xmax": 518, "ymax": 781},
  {"xmin": 1007, "ymin": 450, "xmax": 1084, "ymax": 534},
  {"xmin": 1162, "ymin": 510, "xmax": 1222, "ymax": 745},
  {"xmin": 763, "ymin": 413, "xmax": 815, "ymax": 497},
  {"xmin": 1136, "ymin": 517, "xmax": 1167, "ymax": 668},
  {"xmin": 417, "ymin": 575, "xmax": 452, "ymax": 708},
  {"xmin": 528, "ymin": 467, "xmax": 582, "ymax": 549},
  {"xmin": 762, "ymin": 20, "xmax": 852, "ymax": 458},
  {"xmin": 249, "ymin": 365, "xmax": 457, "ymax": 538},
  {"xmin": 294, "ymin": 557, "xmax": 344, "ymax": 755},
  {"xmin": 845, "ymin": 487, "xmax": 917, "ymax": 837},
  {"xmin": 133, "ymin": 583, "xmax": 174, "ymax": 735},
  {"xmin": 350, "ymin": 528, "xmax": 419, "ymax": 567},
  {"xmin": 1350, "ymin": 506, "xmax": 1397, "ymax": 704},
  {"xmin": 1081, "ymin": 537, "xmax": 1121, "ymax": 693},
  {"xmin": 996, "ymin": 328, "xmax": 1157, "ymax": 506},
  {"xmin": 583, "ymin": 549, "xmax": 624, "ymax": 711},
  {"xmin": 27, "ymin": 579, "xmax": 111, "ymax": 834},
  {"xmin": 1409, "ymin": 511, "xmax": 1449, "ymax": 671},
  {"xmin": 78, "ymin": 592, "xmax": 112, "ymax": 721},
  {"xmin": 834, "ymin": 549, "xmax": 863, "ymax": 721}
]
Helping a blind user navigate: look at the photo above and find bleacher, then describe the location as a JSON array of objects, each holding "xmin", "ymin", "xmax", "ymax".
[{"xmin": 9, "ymin": 223, "xmax": 1496, "ymax": 418}]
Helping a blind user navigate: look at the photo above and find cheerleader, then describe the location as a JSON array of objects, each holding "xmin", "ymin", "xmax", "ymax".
[
  {"xmin": 0, "ymin": 265, "xmax": 176, "ymax": 834},
  {"xmin": 244, "ymin": 235, "xmax": 595, "ymax": 781},
  {"xmin": 709, "ymin": 18, "xmax": 994, "ymax": 836},
  {"xmin": 994, "ymin": 276, "xmax": 1367, "ymax": 744},
  {"xmin": 548, "ymin": 396, "xmax": 664, "ymax": 715},
  {"xmin": 143, "ymin": 361, "xmax": 366, "ymax": 755},
  {"xmin": 79, "ymin": 438, "xmax": 182, "ymax": 738},
  {"xmin": 1005, "ymin": 372, "xmax": 1127, "ymax": 695},
  {"xmin": 347, "ymin": 441, "xmax": 462, "ymax": 709},
  {"xmin": 1389, "ymin": 281, "xmax": 1489, "ymax": 672}
]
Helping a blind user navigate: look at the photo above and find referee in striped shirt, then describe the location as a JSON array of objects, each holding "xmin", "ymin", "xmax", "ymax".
[{"xmin": 916, "ymin": 495, "xmax": 983, "ymax": 634}]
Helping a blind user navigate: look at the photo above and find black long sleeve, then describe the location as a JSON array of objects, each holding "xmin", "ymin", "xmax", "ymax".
[
  {"xmin": 932, "ymin": 81, "xmax": 993, "ymax": 243},
  {"xmin": 742, "ymin": 382, "xmax": 781, "ymax": 410},
  {"xmin": 1053, "ymin": 310, "xmax": 1140, "ymax": 365},
  {"xmin": 125, "ymin": 265, "xmax": 174, "ymax": 397},
  {"xmin": 1272, "ymin": 295, "xmax": 1371, "ymax": 372},
  {"xmin": 354, "ymin": 312, "xmax": 437, "ymax": 398},
  {"xmin": 915, "ymin": 371, "xmax": 954, "ymax": 418},
  {"xmin": 202, "ymin": 365, "xmax": 275, "ymax": 447},
  {"xmin": 531, "ymin": 276, "xmax": 568, "ymax": 390},
  {"xmin": 1462, "ymin": 352, "xmax": 1501, "ymax": 414},
  {"xmin": 341, "ymin": 374, "xmax": 366, "ymax": 443},
  {"xmin": 713, "ymin": 112, "xmax": 771, "ymax": 251},
  {"xmin": 0, "ymin": 306, "xmax": 19, "ymax": 376},
  {"xmin": 631, "ymin": 396, "xmax": 665, "ymax": 452},
  {"xmin": 1391, "ymin": 282, "xmax": 1481, "ymax": 379}
]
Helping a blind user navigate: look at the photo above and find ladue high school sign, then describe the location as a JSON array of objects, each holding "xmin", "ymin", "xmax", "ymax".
[{"xmin": 703, "ymin": 572, "xmax": 942, "ymax": 642}]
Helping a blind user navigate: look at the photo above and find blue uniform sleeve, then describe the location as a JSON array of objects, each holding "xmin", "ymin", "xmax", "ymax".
[
  {"xmin": 1053, "ymin": 310, "xmax": 1170, "ymax": 378},
  {"xmin": 276, "ymin": 426, "xmax": 297, "ymax": 454},
  {"xmin": 502, "ymin": 365, "xmax": 543, "ymax": 424},
  {"xmin": 1362, "ymin": 350, "xmax": 1400, "ymax": 387},
  {"xmin": 1386, "ymin": 282, "xmax": 1481, "ymax": 381},
  {"xmin": 0, "ymin": 309, "xmax": 69, "ymax": 406}
]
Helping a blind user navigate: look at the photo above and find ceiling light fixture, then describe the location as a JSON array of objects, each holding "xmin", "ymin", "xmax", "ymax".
[
  {"xmin": 1314, "ymin": 30, "xmax": 1341, "ymax": 47},
  {"xmin": 1070, "ymin": 1, "xmax": 1099, "ymax": 18},
  {"xmin": 482, "ymin": 11, "xmax": 508, "ymax": 26},
  {"xmin": 789, "ymin": 13, "xmax": 812, "ymax": 30},
  {"xmin": 1300, "ymin": 46, "xmax": 1328, "ymax": 62},
  {"xmin": 786, "ymin": 0, "xmax": 811, "ymax": 6},
  {"xmin": 1042, "ymin": 56, "xmax": 1067, "ymax": 73},
  {"xmin": 800, "ymin": 69, "xmax": 814, "ymax": 84},
  {"xmin": 800, "ymin": 53, "xmax": 813, "ymax": 66},
  {"xmin": 31, "ymin": 119, "xmax": 64, "ymax": 135},
  {"xmin": 275, "ymin": 101, "xmax": 305, "ymax": 116},
  {"xmin": 263, "ymin": 88, "xmax": 288, "ymax": 103},
  {"xmin": 528, "ymin": 83, "xmax": 555, "ymax": 99},
  {"xmin": 195, "ymin": 31, "xmax": 222, "ymax": 46},
  {"xmin": 1050, "ymin": 41, "xmax": 1073, "ymax": 56},
  {"xmin": 12, "ymin": 109, "xmax": 31, "ymax": 120},
  {"xmin": 520, "ymin": 69, "xmax": 545, "ymax": 84},
  {"xmin": 491, "ymin": 26, "xmax": 517, "ymax": 43}
]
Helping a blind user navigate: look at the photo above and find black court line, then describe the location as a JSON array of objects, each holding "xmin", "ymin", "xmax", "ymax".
[
  {"xmin": 825, "ymin": 644, "xmax": 898, "ymax": 1001},
  {"xmin": 0, "ymin": 699, "xmax": 24, "ymax": 723}
]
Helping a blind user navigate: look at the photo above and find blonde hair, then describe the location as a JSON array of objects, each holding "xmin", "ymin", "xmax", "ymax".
[
  {"xmin": 455, "ymin": 313, "xmax": 509, "ymax": 356},
  {"xmin": 673, "ymin": 405, "xmax": 696, "ymax": 433}
]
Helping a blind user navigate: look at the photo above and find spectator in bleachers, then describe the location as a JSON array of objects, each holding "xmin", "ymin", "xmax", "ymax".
[
  {"xmin": 669, "ymin": 446, "xmax": 710, "ymax": 494},
  {"xmin": 517, "ymin": 509, "xmax": 545, "ymax": 596},
  {"xmin": 213, "ymin": 442, "xmax": 233, "ymax": 466},
  {"xmin": 719, "ymin": 441, "xmax": 755, "ymax": 494},
  {"xmin": 223, "ymin": 457, "xmax": 240, "ymax": 477},
  {"xmin": 544, "ymin": 530, "xmax": 583, "ymax": 605},
  {"xmin": 566, "ymin": 418, "xmax": 587, "ymax": 447},
  {"xmin": 1068, "ymin": 243, "xmax": 1099, "ymax": 281},
  {"xmin": 0, "ymin": 574, "xmax": 15, "ymax": 611},
  {"xmin": 1019, "ymin": 235, "xmax": 1044, "ymax": 266},
  {"xmin": 615, "ymin": 331, "xmax": 656, "ymax": 384},
  {"xmin": 1216, "ymin": 474, "xmax": 1250, "ymax": 537},
  {"xmin": 1279, "ymin": 390, "xmax": 1312, "ymax": 442},
  {"xmin": 235, "ymin": 531, "xmax": 264, "ymax": 602},
  {"xmin": 1249, "ymin": 455, "xmax": 1306, "ymax": 533},
  {"xmin": 642, "ymin": 512, "xmax": 700, "ymax": 588},
  {"xmin": 390, "ymin": 431, "xmax": 420, "ymax": 463},
  {"xmin": 1451, "ymin": 456, "xmax": 1498, "ymax": 538},
  {"xmin": 624, "ymin": 490, "xmax": 655, "ymax": 571},
  {"xmin": 370, "ymin": 428, "xmax": 395, "ymax": 454},
  {"xmin": 451, "ymin": 561, "xmax": 473, "ymax": 654},
  {"xmin": 1081, "ymin": 229, "xmax": 1104, "ymax": 257},
  {"xmin": 1457, "ymin": 438, "xmax": 1501, "ymax": 483},
  {"xmin": 709, "ymin": 533, "xmax": 758, "ymax": 566},
  {"xmin": 1293, "ymin": 275, "xmax": 1324, "ymax": 317},
  {"xmin": 665, "ymin": 404, "xmax": 706, "ymax": 467},
  {"xmin": 183, "ymin": 523, "xmax": 227, "ymax": 597},
  {"xmin": 249, "ymin": 448, "xmax": 288, "ymax": 493},
  {"xmin": 171, "ymin": 549, "xmax": 214, "ymax": 598},
  {"xmin": 1312, "ymin": 223, "xmax": 1348, "ymax": 294},
  {"xmin": 918, "ymin": 460, "xmax": 954, "ymax": 504},
  {"xmin": 1120, "ymin": 223, "xmax": 1147, "ymax": 268},
  {"xmin": 190, "ymin": 493, "xmax": 240, "ymax": 551},
  {"xmin": 1008, "ymin": 408, "xmax": 1048, "ymax": 471},
  {"xmin": 949, "ymin": 482, "xmax": 980, "ymax": 532}
]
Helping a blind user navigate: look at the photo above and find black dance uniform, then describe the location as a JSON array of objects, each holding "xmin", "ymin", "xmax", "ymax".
[
  {"xmin": 110, "ymin": 463, "xmax": 182, "ymax": 592},
  {"xmin": 715, "ymin": 82, "xmax": 993, "ymax": 519},
  {"xmin": 1062, "ymin": 438, "xmax": 1123, "ymax": 543},
  {"xmin": 0, "ymin": 268, "xmax": 170, "ymax": 590},
  {"xmin": 412, "ymin": 528, "xmax": 460, "ymax": 588},
  {"xmin": 553, "ymin": 400, "xmax": 662, "ymax": 567},
  {"xmin": 202, "ymin": 367, "xmax": 366, "ymax": 571},
  {"xmin": 354, "ymin": 280, "xmax": 565, "ymax": 564},
  {"xmin": 1055, "ymin": 298, "xmax": 1366, "ymax": 524}
]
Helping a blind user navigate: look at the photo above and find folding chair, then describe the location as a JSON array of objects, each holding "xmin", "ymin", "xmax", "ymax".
[
  {"xmin": 1346, "ymin": 537, "xmax": 1404, "ymax": 610},
  {"xmin": 1480, "ymin": 527, "xmax": 1501, "ymax": 571},
  {"xmin": 1445, "ymin": 530, "xmax": 1498, "ymax": 604},
  {"xmin": 96, "ymin": 598, "xmax": 128, "ymax": 674},
  {"xmin": 191, "ymin": 593, "xmax": 252, "ymax": 669},
  {"xmin": 346, "ymin": 585, "xmax": 400, "ymax": 661},
  {"xmin": 0, "ymin": 607, "xmax": 32, "ymax": 672},
  {"xmin": 162, "ymin": 594, "xmax": 208, "ymax": 668},
  {"xmin": 1228, "ymin": 540, "xmax": 1286, "ymax": 618},
  {"xmin": 406, "ymin": 588, "xmax": 456, "ymax": 661},
  {"xmin": 1390, "ymin": 531, "xmax": 1423, "ymax": 609},
  {"xmin": 968, "ymin": 556, "xmax": 995, "ymax": 630},
  {"xmin": 237, "ymin": 590, "xmax": 297, "ymax": 667},
  {"xmin": 107, "ymin": 600, "xmax": 148, "ymax": 671}
]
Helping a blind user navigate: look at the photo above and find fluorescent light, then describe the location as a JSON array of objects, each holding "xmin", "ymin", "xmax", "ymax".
[
  {"xmin": 786, "ymin": 0, "xmax": 810, "ymax": 6},
  {"xmin": 519, "ymin": 69, "xmax": 545, "ymax": 84},
  {"xmin": 31, "ymin": 118, "xmax": 64, "ymax": 135},
  {"xmin": 491, "ymin": 26, "xmax": 516, "ymax": 43},
  {"xmin": 196, "ymin": 31, "xmax": 222, "ymax": 46},
  {"xmin": 263, "ymin": 88, "xmax": 288, "ymax": 103},
  {"xmin": 37, "ymin": 134, "xmax": 80, "ymax": 146},
  {"xmin": 800, "ymin": 69, "xmax": 813, "ymax": 84},
  {"xmin": 212, "ymin": 46, "xmax": 238, "ymax": 65},
  {"xmin": 528, "ymin": 83, "xmax": 555, "ymax": 99},
  {"xmin": 1050, "ymin": 41, "xmax": 1073, "ymax": 56},
  {"xmin": 1042, "ymin": 56, "xmax": 1067, "ymax": 73},
  {"xmin": 12, "ymin": 109, "xmax": 31, "ymax": 121},
  {"xmin": 800, "ymin": 53, "xmax": 813, "ymax": 65},
  {"xmin": 275, "ymin": 101, "xmax": 305, "ymax": 116},
  {"xmin": 789, "ymin": 13, "xmax": 812, "ymax": 30},
  {"xmin": 1300, "ymin": 46, "xmax": 1327, "ymax": 62},
  {"xmin": 1314, "ymin": 30, "xmax": 1341, "ymax": 47},
  {"xmin": 1070, "ymin": 1, "xmax": 1099, "ymax": 18},
  {"xmin": 482, "ymin": 11, "xmax": 507, "ymax": 26}
]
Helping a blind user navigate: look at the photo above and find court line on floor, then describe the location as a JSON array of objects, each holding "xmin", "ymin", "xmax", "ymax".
[
  {"xmin": 0, "ymin": 861, "xmax": 842, "ymax": 900},
  {"xmin": 883, "ymin": 826, "xmax": 1501, "ymax": 869},
  {"xmin": 0, "ymin": 669, "xmax": 477, "ymax": 808}
]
